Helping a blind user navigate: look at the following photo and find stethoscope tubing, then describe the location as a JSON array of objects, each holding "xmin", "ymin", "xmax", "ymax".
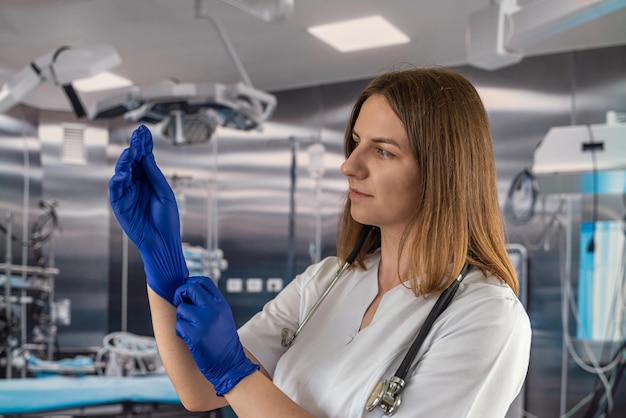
[
  {"xmin": 282, "ymin": 225, "xmax": 374, "ymax": 348},
  {"xmin": 394, "ymin": 262, "xmax": 471, "ymax": 380},
  {"xmin": 365, "ymin": 262, "xmax": 471, "ymax": 416}
]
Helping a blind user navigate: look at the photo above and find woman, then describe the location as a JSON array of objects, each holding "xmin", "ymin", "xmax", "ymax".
[{"xmin": 110, "ymin": 67, "xmax": 531, "ymax": 417}]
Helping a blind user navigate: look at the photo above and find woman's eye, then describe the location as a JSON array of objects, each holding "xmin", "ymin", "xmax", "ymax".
[{"xmin": 377, "ymin": 148, "xmax": 391, "ymax": 158}]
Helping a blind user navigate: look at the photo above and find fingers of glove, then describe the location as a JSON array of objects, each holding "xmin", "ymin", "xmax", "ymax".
[
  {"xmin": 130, "ymin": 125, "xmax": 153, "ymax": 159},
  {"xmin": 109, "ymin": 147, "xmax": 137, "ymax": 204},
  {"xmin": 129, "ymin": 125, "xmax": 174, "ymax": 201},
  {"xmin": 174, "ymin": 309, "xmax": 200, "ymax": 345},
  {"xmin": 184, "ymin": 276, "xmax": 224, "ymax": 301},
  {"xmin": 173, "ymin": 280, "xmax": 222, "ymax": 307},
  {"xmin": 142, "ymin": 153, "xmax": 176, "ymax": 201},
  {"xmin": 175, "ymin": 302, "xmax": 216, "ymax": 327}
]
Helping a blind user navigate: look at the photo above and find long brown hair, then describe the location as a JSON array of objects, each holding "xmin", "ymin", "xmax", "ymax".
[{"xmin": 336, "ymin": 67, "xmax": 519, "ymax": 296}]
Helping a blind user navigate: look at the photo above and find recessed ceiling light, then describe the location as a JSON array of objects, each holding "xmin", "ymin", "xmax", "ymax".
[
  {"xmin": 73, "ymin": 71, "xmax": 133, "ymax": 92},
  {"xmin": 307, "ymin": 15, "xmax": 410, "ymax": 53}
]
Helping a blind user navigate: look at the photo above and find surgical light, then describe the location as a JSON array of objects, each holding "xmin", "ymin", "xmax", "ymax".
[
  {"xmin": 89, "ymin": 80, "xmax": 276, "ymax": 144},
  {"xmin": 164, "ymin": 110, "xmax": 218, "ymax": 146}
]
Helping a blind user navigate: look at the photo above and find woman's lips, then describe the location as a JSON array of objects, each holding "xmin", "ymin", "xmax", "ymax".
[{"xmin": 349, "ymin": 188, "xmax": 370, "ymax": 199}]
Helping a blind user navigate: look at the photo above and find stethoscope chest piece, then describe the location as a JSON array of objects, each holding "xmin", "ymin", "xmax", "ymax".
[{"xmin": 365, "ymin": 376, "xmax": 405, "ymax": 416}]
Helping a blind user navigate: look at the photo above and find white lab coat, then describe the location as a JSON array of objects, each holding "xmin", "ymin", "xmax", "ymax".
[{"xmin": 238, "ymin": 251, "xmax": 531, "ymax": 418}]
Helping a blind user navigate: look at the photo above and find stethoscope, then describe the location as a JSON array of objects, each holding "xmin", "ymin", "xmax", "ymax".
[
  {"xmin": 281, "ymin": 225, "xmax": 375, "ymax": 348},
  {"xmin": 280, "ymin": 225, "xmax": 471, "ymax": 416}
]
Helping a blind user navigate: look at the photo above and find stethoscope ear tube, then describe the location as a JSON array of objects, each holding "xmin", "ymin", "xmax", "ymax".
[{"xmin": 346, "ymin": 225, "xmax": 374, "ymax": 264}]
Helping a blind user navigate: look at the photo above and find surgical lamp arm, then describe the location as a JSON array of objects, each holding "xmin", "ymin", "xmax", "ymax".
[
  {"xmin": 0, "ymin": 44, "xmax": 121, "ymax": 116},
  {"xmin": 0, "ymin": 63, "xmax": 41, "ymax": 114},
  {"xmin": 194, "ymin": 2, "xmax": 253, "ymax": 87},
  {"xmin": 216, "ymin": 0, "xmax": 294, "ymax": 23},
  {"xmin": 193, "ymin": 0, "xmax": 295, "ymax": 87}
]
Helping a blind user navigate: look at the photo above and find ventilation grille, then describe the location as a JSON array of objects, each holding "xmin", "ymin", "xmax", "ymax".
[{"xmin": 61, "ymin": 125, "xmax": 86, "ymax": 165}]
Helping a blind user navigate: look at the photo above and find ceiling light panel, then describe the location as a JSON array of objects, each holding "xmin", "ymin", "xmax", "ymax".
[{"xmin": 307, "ymin": 15, "xmax": 410, "ymax": 53}]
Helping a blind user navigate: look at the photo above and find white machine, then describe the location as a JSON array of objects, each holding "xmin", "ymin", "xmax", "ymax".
[{"xmin": 532, "ymin": 115, "xmax": 626, "ymax": 195}]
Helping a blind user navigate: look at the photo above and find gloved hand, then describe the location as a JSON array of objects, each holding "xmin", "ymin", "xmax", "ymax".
[
  {"xmin": 109, "ymin": 125, "xmax": 189, "ymax": 304},
  {"xmin": 174, "ymin": 276, "xmax": 260, "ymax": 396}
]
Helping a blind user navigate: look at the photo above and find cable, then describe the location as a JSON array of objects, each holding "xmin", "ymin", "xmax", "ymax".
[
  {"xmin": 558, "ymin": 211, "xmax": 626, "ymax": 417},
  {"xmin": 585, "ymin": 125, "xmax": 599, "ymax": 253},
  {"xmin": 517, "ymin": 195, "xmax": 566, "ymax": 252},
  {"xmin": 582, "ymin": 340, "xmax": 626, "ymax": 417},
  {"xmin": 0, "ymin": 199, "xmax": 59, "ymax": 256},
  {"xmin": 29, "ymin": 200, "xmax": 60, "ymax": 267},
  {"xmin": 582, "ymin": 245, "xmax": 626, "ymax": 417},
  {"xmin": 561, "ymin": 248, "xmax": 624, "ymax": 375},
  {"xmin": 504, "ymin": 167, "xmax": 538, "ymax": 225},
  {"xmin": 0, "ymin": 308, "xmax": 20, "ymax": 347}
]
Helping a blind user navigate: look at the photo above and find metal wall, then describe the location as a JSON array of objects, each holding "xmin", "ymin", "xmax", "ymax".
[
  {"xmin": 37, "ymin": 113, "xmax": 112, "ymax": 348},
  {"xmin": 0, "ymin": 110, "xmax": 113, "ymax": 350},
  {"xmin": 1, "ymin": 44, "xmax": 625, "ymax": 417},
  {"xmin": 0, "ymin": 108, "xmax": 42, "ymax": 271}
]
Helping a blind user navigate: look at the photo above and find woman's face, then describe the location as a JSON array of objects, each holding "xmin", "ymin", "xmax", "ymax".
[{"xmin": 341, "ymin": 94, "xmax": 421, "ymax": 234}]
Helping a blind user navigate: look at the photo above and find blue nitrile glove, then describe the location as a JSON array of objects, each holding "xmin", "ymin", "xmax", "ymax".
[
  {"xmin": 109, "ymin": 125, "xmax": 189, "ymax": 304},
  {"xmin": 174, "ymin": 276, "xmax": 260, "ymax": 396}
]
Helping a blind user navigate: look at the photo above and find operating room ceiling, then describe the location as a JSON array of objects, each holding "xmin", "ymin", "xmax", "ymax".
[{"xmin": 1, "ymin": 0, "xmax": 626, "ymax": 113}]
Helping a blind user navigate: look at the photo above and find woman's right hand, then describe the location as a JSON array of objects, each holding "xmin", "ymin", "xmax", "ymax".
[
  {"xmin": 174, "ymin": 276, "xmax": 260, "ymax": 396},
  {"xmin": 109, "ymin": 125, "xmax": 189, "ymax": 304}
]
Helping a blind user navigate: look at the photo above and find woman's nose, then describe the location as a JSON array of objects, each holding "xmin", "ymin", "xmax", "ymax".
[{"xmin": 340, "ymin": 148, "xmax": 364, "ymax": 177}]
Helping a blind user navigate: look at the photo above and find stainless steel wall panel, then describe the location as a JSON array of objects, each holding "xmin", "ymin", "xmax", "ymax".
[
  {"xmin": 0, "ymin": 109, "xmax": 43, "ymax": 269},
  {"xmin": 37, "ymin": 113, "xmax": 111, "ymax": 348}
]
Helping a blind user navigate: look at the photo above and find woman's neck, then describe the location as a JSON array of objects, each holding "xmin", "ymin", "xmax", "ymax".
[{"xmin": 377, "ymin": 229, "xmax": 409, "ymax": 292}]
